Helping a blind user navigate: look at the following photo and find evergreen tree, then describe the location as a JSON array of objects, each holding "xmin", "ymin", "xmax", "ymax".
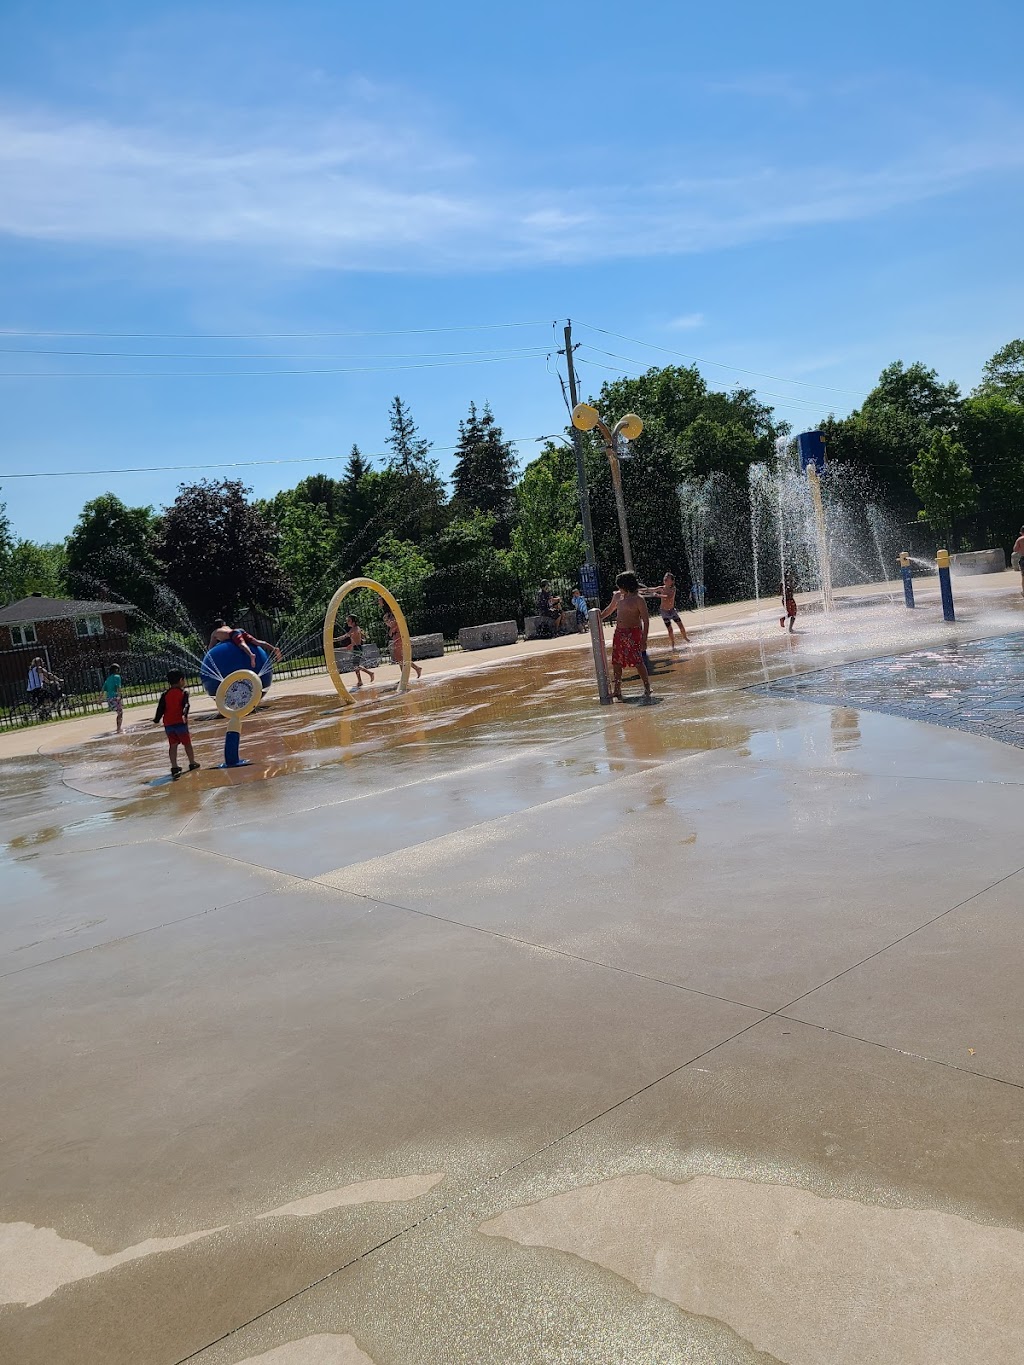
[
  {"xmin": 382, "ymin": 397, "xmax": 447, "ymax": 543},
  {"xmin": 385, "ymin": 397, "xmax": 434, "ymax": 477},
  {"xmin": 451, "ymin": 402, "xmax": 518, "ymax": 543}
]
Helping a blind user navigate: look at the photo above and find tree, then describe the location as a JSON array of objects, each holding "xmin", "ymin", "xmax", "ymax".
[
  {"xmin": 65, "ymin": 493, "xmax": 159, "ymax": 611},
  {"xmin": 0, "ymin": 501, "xmax": 13, "ymax": 602},
  {"xmin": 910, "ymin": 432, "xmax": 977, "ymax": 546},
  {"xmin": 361, "ymin": 534, "xmax": 434, "ymax": 633},
  {"xmin": 958, "ymin": 393, "xmax": 1024, "ymax": 548},
  {"xmin": 451, "ymin": 402, "xmax": 518, "ymax": 542},
  {"xmin": 975, "ymin": 340, "xmax": 1024, "ymax": 405},
  {"xmin": 155, "ymin": 479, "xmax": 291, "ymax": 625},
  {"xmin": 277, "ymin": 500, "xmax": 335, "ymax": 605},
  {"xmin": 507, "ymin": 452, "xmax": 586, "ymax": 595},
  {"xmin": 382, "ymin": 397, "xmax": 447, "ymax": 542},
  {"xmin": 4, "ymin": 540, "xmax": 67, "ymax": 600},
  {"xmin": 421, "ymin": 509, "xmax": 520, "ymax": 638}
]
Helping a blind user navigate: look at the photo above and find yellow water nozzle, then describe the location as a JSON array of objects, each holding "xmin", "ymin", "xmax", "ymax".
[
  {"xmin": 936, "ymin": 548, "xmax": 950, "ymax": 569},
  {"xmin": 898, "ymin": 551, "xmax": 910, "ymax": 569}
]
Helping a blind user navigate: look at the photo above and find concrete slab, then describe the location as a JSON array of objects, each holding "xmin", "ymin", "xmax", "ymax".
[
  {"xmin": 788, "ymin": 867, "xmax": 1024, "ymax": 1085},
  {"xmin": 182, "ymin": 1018, "xmax": 1024, "ymax": 1365},
  {"xmin": 322, "ymin": 743, "xmax": 1024, "ymax": 1011},
  {"xmin": 0, "ymin": 880, "xmax": 756, "ymax": 1364}
]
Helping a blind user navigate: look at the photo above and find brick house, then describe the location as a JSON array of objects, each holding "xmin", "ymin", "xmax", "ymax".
[{"xmin": 0, "ymin": 594, "xmax": 133, "ymax": 703}]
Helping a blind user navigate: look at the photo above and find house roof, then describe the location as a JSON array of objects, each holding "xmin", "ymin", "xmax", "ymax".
[{"xmin": 0, "ymin": 596, "xmax": 131, "ymax": 626}]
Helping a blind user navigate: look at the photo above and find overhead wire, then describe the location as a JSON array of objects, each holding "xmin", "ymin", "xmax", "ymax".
[
  {"xmin": 0, "ymin": 321, "xmax": 551, "ymax": 340},
  {"xmin": 574, "ymin": 350, "xmax": 841, "ymax": 414},
  {"xmin": 0, "ymin": 353, "xmax": 549, "ymax": 379},
  {"xmin": 576, "ymin": 320, "xmax": 867, "ymax": 399}
]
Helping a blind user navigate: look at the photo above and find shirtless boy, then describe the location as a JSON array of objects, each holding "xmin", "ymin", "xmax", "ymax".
[
  {"xmin": 1013, "ymin": 527, "xmax": 1024, "ymax": 597},
  {"xmin": 334, "ymin": 614, "xmax": 375, "ymax": 688},
  {"xmin": 642, "ymin": 571, "xmax": 689, "ymax": 646},
  {"xmin": 208, "ymin": 619, "xmax": 282, "ymax": 667},
  {"xmin": 600, "ymin": 571, "xmax": 651, "ymax": 702}
]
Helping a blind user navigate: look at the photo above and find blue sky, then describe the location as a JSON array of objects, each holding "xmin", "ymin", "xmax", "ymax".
[{"xmin": 2, "ymin": 0, "xmax": 1022, "ymax": 542}]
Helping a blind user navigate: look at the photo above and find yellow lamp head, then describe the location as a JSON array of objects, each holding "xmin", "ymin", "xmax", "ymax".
[
  {"xmin": 615, "ymin": 412, "xmax": 644, "ymax": 441},
  {"xmin": 571, "ymin": 402, "xmax": 600, "ymax": 432}
]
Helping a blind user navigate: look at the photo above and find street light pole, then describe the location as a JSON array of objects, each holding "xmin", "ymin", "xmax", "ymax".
[{"xmin": 571, "ymin": 403, "xmax": 643, "ymax": 576}]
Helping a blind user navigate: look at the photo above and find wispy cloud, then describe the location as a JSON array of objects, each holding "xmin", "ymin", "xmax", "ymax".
[
  {"xmin": 666, "ymin": 313, "xmax": 705, "ymax": 330},
  {"xmin": 0, "ymin": 100, "xmax": 1021, "ymax": 272}
]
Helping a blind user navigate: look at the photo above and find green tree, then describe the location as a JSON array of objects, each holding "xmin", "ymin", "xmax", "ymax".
[
  {"xmin": 383, "ymin": 397, "xmax": 447, "ymax": 543},
  {"xmin": 5, "ymin": 540, "xmax": 68, "ymax": 599},
  {"xmin": 451, "ymin": 402, "xmax": 518, "ymax": 543},
  {"xmin": 155, "ymin": 479, "xmax": 291, "ymax": 626},
  {"xmin": 507, "ymin": 453, "xmax": 586, "ymax": 595},
  {"xmin": 958, "ymin": 393, "xmax": 1024, "ymax": 548},
  {"xmin": 910, "ymin": 432, "xmax": 977, "ymax": 546},
  {"xmin": 65, "ymin": 493, "xmax": 159, "ymax": 610},
  {"xmin": 277, "ymin": 500, "xmax": 335, "ymax": 604},
  {"xmin": 975, "ymin": 339, "xmax": 1024, "ymax": 405},
  {"xmin": 0, "ymin": 501, "xmax": 13, "ymax": 602},
  {"xmin": 361, "ymin": 534, "xmax": 434, "ymax": 633}
]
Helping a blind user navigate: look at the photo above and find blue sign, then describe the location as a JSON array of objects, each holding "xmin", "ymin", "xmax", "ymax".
[
  {"xmin": 579, "ymin": 563, "xmax": 600, "ymax": 598},
  {"xmin": 797, "ymin": 430, "xmax": 826, "ymax": 474}
]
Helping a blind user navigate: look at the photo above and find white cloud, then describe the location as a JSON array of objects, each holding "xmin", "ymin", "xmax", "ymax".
[
  {"xmin": 0, "ymin": 101, "xmax": 1021, "ymax": 272},
  {"xmin": 666, "ymin": 313, "xmax": 705, "ymax": 330}
]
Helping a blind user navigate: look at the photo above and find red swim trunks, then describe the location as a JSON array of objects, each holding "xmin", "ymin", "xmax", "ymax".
[{"xmin": 612, "ymin": 626, "xmax": 644, "ymax": 668}]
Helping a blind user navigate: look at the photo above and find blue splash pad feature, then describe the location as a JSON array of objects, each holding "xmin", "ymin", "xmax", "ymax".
[{"xmin": 200, "ymin": 641, "xmax": 273, "ymax": 698}]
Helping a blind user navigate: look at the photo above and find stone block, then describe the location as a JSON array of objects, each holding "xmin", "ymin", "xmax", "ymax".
[
  {"xmin": 410, "ymin": 632, "xmax": 445, "ymax": 661},
  {"xmin": 333, "ymin": 642, "xmax": 382, "ymax": 672},
  {"xmin": 950, "ymin": 549, "xmax": 1006, "ymax": 575},
  {"xmin": 524, "ymin": 614, "xmax": 585, "ymax": 640},
  {"xmin": 458, "ymin": 620, "xmax": 519, "ymax": 651}
]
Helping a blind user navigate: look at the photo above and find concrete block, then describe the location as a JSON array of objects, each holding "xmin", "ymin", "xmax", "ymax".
[
  {"xmin": 333, "ymin": 643, "xmax": 382, "ymax": 672},
  {"xmin": 458, "ymin": 620, "xmax": 519, "ymax": 651},
  {"xmin": 524, "ymin": 614, "xmax": 585, "ymax": 640},
  {"xmin": 950, "ymin": 549, "xmax": 1006, "ymax": 575},
  {"xmin": 410, "ymin": 632, "xmax": 445, "ymax": 660}
]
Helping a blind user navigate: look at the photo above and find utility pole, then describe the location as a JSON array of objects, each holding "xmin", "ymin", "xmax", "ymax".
[{"xmin": 562, "ymin": 321, "xmax": 599, "ymax": 597}]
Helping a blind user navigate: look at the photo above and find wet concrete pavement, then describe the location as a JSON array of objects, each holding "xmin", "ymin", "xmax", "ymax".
[{"xmin": 2, "ymin": 594, "xmax": 1024, "ymax": 1363}]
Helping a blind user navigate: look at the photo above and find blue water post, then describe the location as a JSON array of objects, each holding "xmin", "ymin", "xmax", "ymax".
[
  {"xmin": 936, "ymin": 548, "xmax": 955, "ymax": 622},
  {"xmin": 223, "ymin": 727, "xmax": 242, "ymax": 767},
  {"xmin": 898, "ymin": 551, "xmax": 915, "ymax": 609}
]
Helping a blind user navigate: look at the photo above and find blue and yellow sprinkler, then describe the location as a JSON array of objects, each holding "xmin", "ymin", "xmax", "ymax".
[{"xmin": 213, "ymin": 669, "xmax": 264, "ymax": 767}]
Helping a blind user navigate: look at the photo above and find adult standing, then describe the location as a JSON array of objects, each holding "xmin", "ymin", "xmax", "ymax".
[
  {"xmin": 536, "ymin": 581, "xmax": 565, "ymax": 637},
  {"xmin": 1012, "ymin": 527, "xmax": 1024, "ymax": 597},
  {"xmin": 26, "ymin": 657, "xmax": 55, "ymax": 707}
]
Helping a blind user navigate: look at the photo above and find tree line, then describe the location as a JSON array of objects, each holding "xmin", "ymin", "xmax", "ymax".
[{"xmin": 1, "ymin": 339, "xmax": 1021, "ymax": 640}]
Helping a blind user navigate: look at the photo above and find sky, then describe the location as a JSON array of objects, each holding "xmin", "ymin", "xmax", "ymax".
[{"xmin": 1, "ymin": 0, "xmax": 1022, "ymax": 543}]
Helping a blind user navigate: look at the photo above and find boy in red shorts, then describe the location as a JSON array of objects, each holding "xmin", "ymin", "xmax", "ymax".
[
  {"xmin": 154, "ymin": 669, "xmax": 200, "ymax": 778},
  {"xmin": 600, "ymin": 571, "xmax": 651, "ymax": 702}
]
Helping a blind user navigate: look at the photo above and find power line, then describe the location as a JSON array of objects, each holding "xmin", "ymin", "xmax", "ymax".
[
  {"xmin": 0, "ymin": 345, "xmax": 551, "ymax": 361},
  {"xmin": 0, "ymin": 354, "xmax": 547, "ymax": 379},
  {"xmin": 575, "ymin": 352, "xmax": 831, "ymax": 412},
  {"xmin": 0, "ymin": 320, "xmax": 551, "ymax": 340},
  {"xmin": 576, "ymin": 321, "xmax": 867, "ymax": 399},
  {"xmin": 0, "ymin": 433, "xmax": 554, "ymax": 479}
]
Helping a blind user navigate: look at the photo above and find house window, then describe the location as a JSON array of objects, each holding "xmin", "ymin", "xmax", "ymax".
[
  {"xmin": 11, "ymin": 622, "xmax": 37, "ymax": 646},
  {"xmin": 74, "ymin": 615, "xmax": 105, "ymax": 638}
]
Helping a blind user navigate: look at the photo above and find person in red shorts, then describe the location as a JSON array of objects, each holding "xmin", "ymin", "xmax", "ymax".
[
  {"xmin": 779, "ymin": 569, "xmax": 798, "ymax": 633},
  {"xmin": 600, "ymin": 570, "xmax": 652, "ymax": 702},
  {"xmin": 153, "ymin": 669, "xmax": 200, "ymax": 779}
]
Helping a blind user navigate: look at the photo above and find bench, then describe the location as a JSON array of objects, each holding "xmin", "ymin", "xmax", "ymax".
[
  {"xmin": 333, "ymin": 642, "xmax": 382, "ymax": 672},
  {"xmin": 524, "ymin": 613, "xmax": 585, "ymax": 640},
  {"xmin": 409, "ymin": 633, "xmax": 445, "ymax": 661},
  {"xmin": 950, "ymin": 549, "xmax": 1006, "ymax": 575},
  {"xmin": 458, "ymin": 621, "xmax": 518, "ymax": 651}
]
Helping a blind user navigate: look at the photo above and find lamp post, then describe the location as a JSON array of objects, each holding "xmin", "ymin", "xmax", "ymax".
[{"xmin": 570, "ymin": 404, "xmax": 644, "ymax": 574}]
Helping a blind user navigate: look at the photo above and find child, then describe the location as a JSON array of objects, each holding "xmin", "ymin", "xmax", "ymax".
[
  {"xmin": 384, "ymin": 607, "xmax": 422, "ymax": 679},
  {"xmin": 780, "ymin": 570, "xmax": 798, "ymax": 633},
  {"xmin": 208, "ymin": 620, "xmax": 281, "ymax": 665},
  {"xmin": 570, "ymin": 586, "xmax": 589, "ymax": 631},
  {"xmin": 99, "ymin": 664, "xmax": 124, "ymax": 733},
  {"xmin": 641, "ymin": 571, "xmax": 689, "ymax": 647},
  {"xmin": 600, "ymin": 571, "xmax": 651, "ymax": 702},
  {"xmin": 334, "ymin": 614, "xmax": 375, "ymax": 688},
  {"xmin": 154, "ymin": 669, "xmax": 200, "ymax": 778}
]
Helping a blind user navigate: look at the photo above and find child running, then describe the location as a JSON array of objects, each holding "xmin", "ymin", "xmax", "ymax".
[
  {"xmin": 383, "ymin": 607, "xmax": 422, "ymax": 679},
  {"xmin": 641, "ymin": 571, "xmax": 689, "ymax": 647},
  {"xmin": 600, "ymin": 571, "xmax": 651, "ymax": 702},
  {"xmin": 153, "ymin": 669, "xmax": 200, "ymax": 779},
  {"xmin": 780, "ymin": 570, "xmax": 798, "ymax": 633},
  {"xmin": 99, "ymin": 664, "xmax": 124, "ymax": 733},
  {"xmin": 333, "ymin": 614, "xmax": 375, "ymax": 688}
]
